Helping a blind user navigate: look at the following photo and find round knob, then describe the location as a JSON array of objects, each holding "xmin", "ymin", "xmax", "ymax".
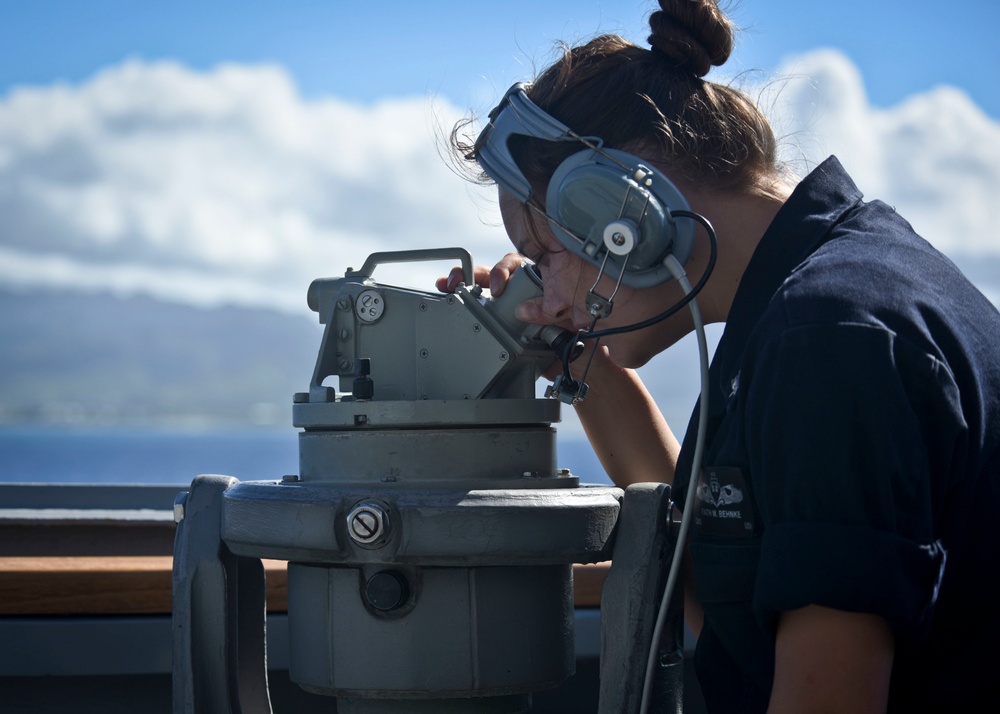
[{"xmin": 364, "ymin": 570, "xmax": 409, "ymax": 612}]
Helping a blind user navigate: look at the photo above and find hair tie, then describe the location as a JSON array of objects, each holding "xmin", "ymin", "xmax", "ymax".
[
  {"xmin": 649, "ymin": 43, "xmax": 703, "ymax": 78},
  {"xmin": 649, "ymin": 45, "xmax": 678, "ymax": 65}
]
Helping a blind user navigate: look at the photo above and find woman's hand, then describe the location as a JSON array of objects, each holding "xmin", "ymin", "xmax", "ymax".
[{"xmin": 435, "ymin": 252, "xmax": 527, "ymax": 298}]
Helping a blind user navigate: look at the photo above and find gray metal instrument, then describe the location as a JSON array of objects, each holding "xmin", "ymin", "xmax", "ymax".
[{"xmin": 172, "ymin": 248, "xmax": 681, "ymax": 714}]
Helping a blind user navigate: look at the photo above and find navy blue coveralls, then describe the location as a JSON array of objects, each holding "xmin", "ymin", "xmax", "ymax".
[{"xmin": 673, "ymin": 156, "xmax": 1000, "ymax": 713}]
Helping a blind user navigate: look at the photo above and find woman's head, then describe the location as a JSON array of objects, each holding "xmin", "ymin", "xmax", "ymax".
[
  {"xmin": 455, "ymin": 0, "xmax": 786, "ymax": 364},
  {"xmin": 461, "ymin": 0, "xmax": 781, "ymax": 203}
]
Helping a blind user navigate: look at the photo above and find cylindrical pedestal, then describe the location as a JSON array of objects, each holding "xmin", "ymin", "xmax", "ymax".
[
  {"xmin": 265, "ymin": 397, "xmax": 618, "ymax": 712},
  {"xmin": 288, "ymin": 563, "xmax": 575, "ymax": 706}
]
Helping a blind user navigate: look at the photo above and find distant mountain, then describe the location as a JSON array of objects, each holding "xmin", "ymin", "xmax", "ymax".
[
  {"xmin": 4, "ymin": 249, "xmax": 992, "ymax": 431},
  {"xmin": 0, "ymin": 285, "xmax": 710, "ymax": 435},
  {"xmin": 0, "ymin": 289, "xmax": 323, "ymax": 426}
]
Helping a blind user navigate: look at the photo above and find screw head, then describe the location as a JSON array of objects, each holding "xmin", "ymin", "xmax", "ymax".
[{"xmin": 347, "ymin": 503, "xmax": 389, "ymax": 545}]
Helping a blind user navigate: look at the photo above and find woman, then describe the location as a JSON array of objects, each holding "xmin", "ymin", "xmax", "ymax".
[{"xmin": 441, "ymin": 1, "xmax": 1000, "ymax": 712}]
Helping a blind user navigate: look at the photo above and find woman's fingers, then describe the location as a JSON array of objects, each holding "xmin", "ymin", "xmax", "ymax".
[
  {"xmin": 489, "ymin": 252, "xmax": 528, "ymax": 296},
  {"xmin": 435, "ymin": 265, "xmax": 489, "ymax": 292},
  {"xmin": 435, "ymin": 266, "xmax": 464, "ymax": 292},
  {"xmin": 436, "ymin": 252, "xmax": 528, "ymax": 295}
]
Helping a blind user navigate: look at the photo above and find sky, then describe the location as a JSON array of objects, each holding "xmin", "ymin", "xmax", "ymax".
[{"xmin": 1, "ymin": 0, "xmax": 998, "ymax": 308}]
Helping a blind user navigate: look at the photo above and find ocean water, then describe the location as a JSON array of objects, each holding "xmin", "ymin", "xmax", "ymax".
[
  {"xmin": 0, "ymin": 425, "xmax": 301, "ymax": 485},
  {"xmin": 0, "ymin": 425, "xmax": 612, "ymax": 486}
]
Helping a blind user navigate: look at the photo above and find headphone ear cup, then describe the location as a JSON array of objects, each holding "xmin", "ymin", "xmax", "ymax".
[{"xmin": 544, "ymin": 148, "xmax": 695, "ymax": 288}]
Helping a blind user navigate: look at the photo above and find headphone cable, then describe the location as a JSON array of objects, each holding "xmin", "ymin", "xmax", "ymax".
[
  {"xmin": 579, "ymin": 210, "xmax": 718, "ymax": 341},
  {"xmin": 553, "ymin": 210, "xmax": 717, "ymax": 395}
]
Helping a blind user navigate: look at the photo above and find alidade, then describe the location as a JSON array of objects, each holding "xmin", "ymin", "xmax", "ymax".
[{"xmin": 172, "ymin": 248, "xmax": 626, "ymax": 714}]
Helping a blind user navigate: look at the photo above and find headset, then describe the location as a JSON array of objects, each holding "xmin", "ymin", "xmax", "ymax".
[
  {"xmin": 473, "ymin": 82, "xmax": 717, "ymax": 396},
  {"xmin": 474, "ymin": 82, "xmax": 698, "ymax": 291}
]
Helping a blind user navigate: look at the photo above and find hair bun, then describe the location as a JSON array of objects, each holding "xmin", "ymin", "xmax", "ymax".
[{"xmin": 647, "ymin": 0, "xmax": 734, "ymax": 78}]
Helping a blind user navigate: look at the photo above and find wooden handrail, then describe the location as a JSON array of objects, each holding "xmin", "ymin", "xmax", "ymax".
[{"xmin": 0, "ymin": 557, "xmax": 609, "ymax": 616}]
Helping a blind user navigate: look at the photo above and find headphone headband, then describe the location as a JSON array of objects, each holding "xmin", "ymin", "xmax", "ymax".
[{"xmin": 474, "ymin": 83, "xmax": 593, "ymax": 202}]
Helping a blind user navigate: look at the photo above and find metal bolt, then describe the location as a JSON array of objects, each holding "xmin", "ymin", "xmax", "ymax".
[
  {"xmin": 419, "ymin": 349, "xmax": 429, "ymax": 358},
  {"xmin": 347, "ymin": 503, "xmax": 389, "ymax": 545},
  {"xmin": 499, "ymin": 351, "xmax": 509, "ymax": 361},
  {"xmin": 612, "ymin": 232, "xmax": 626, "ymax": 246},
  {"xmin": 473, "ymin": 324, "xmax": 481, "ymax": 332},
  {"xmin": 337, "ymin": 298, "xmax": 351, "ymax": 311}
]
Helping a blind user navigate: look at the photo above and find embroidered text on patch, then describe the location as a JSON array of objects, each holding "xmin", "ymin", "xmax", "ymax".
[{"xmin": 694, "ymin": 466, "xmax": 756, "ymax": 537}]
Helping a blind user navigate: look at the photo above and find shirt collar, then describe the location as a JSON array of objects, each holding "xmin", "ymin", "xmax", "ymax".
[{"xmin": 715, "ymin": 155, "xmax": 865, "ymax": 387}]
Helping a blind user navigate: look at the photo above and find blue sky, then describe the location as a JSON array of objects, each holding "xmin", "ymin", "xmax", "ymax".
[{"xmin": 2, "ymin": 0, "xmax": 998, "ymax": 117}]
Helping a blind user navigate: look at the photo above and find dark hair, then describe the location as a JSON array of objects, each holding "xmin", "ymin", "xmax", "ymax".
[{"xmin": 455, "ymin": 0, "xmax": 781, "ymax": 200}]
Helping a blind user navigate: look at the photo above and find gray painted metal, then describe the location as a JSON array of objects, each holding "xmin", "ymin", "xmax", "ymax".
[
  {"xmin": 171, "ymin": 251, "xmax": 683, "ymax": 713},
  {"xmin": 288, "ymin": 563, "xmax": 574, "ymax": 698},
  {"xmin": 172, "ymin": 474, "xmax": 272, "ymax": 714},
  {"xmin": 292, "ymin": 398, "xmax": 559, "ymax": 428},
  {"xmin": 304, "ymin": 252, "xmax": 567, "ymax": 405},
  {"xmin": 598, "ymin": 483, "xmax": 683, "ymax": 714},
  {"xmin": 222, "ymin": 481, "xmax": 620, "ymax": 565},
  {"xmin": 296, "ymin": 426, "xmax": 561, "ymax": 485},
  {"xmin": 174, "ymin": 472, "xmax": 616, "ymax": 712}
]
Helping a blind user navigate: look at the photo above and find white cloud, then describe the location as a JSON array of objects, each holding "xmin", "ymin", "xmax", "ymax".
[
  {"xmin": 1, "ymin": 51, "xmax": 997, "ymax": 320},
  {"xmin": 759, "ymin": 49, "xmax": 1000, "ymax": 260},
  {"xmin": 0, "ymin": 59, "xmax": 504, "ymax": 313}
]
